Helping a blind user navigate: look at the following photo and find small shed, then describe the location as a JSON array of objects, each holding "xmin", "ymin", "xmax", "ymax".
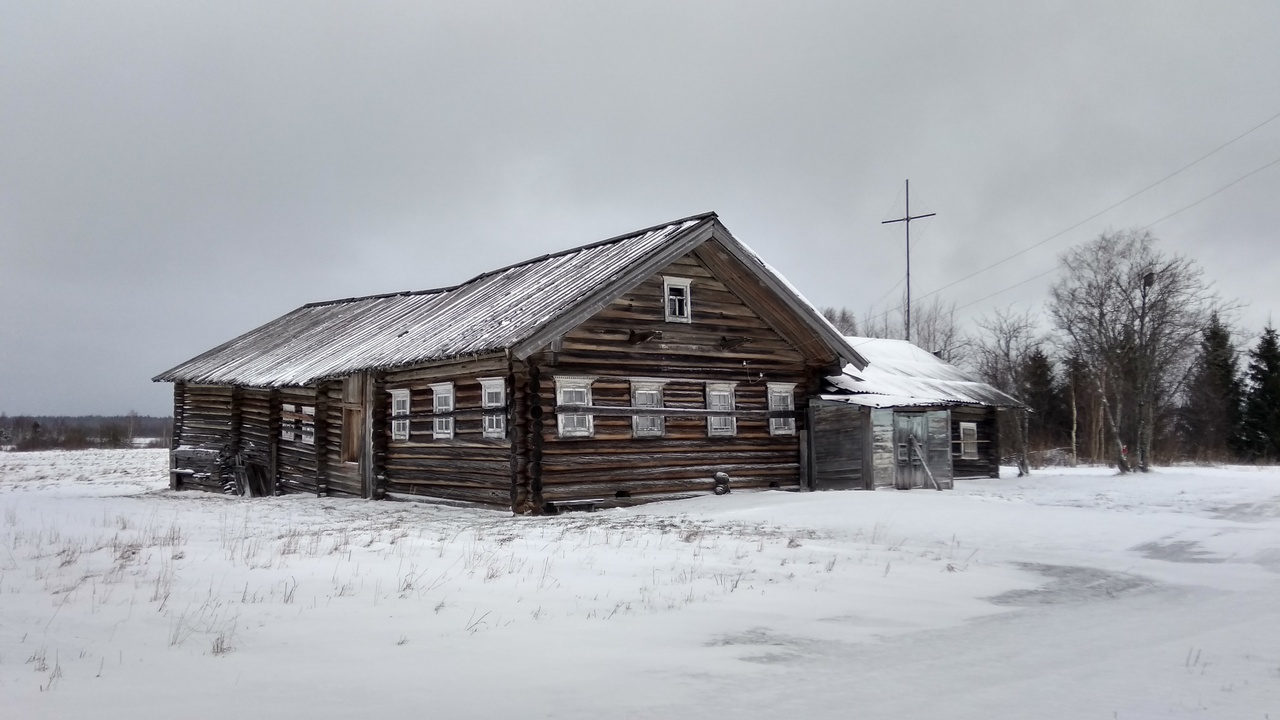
[{"xmin": 807, "ymin": 337, "xmax": 1023, "ymax": 491}]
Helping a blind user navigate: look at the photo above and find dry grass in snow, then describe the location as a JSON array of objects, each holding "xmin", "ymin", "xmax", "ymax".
[{"xmin": 2, "ymin": 449, "xmax": 1279, "ymax": 719}]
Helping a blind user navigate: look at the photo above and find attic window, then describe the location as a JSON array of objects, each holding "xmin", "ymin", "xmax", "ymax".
[
  {"xmin": 959, "ymin": 421, "xmax": 979, "ymax": 460},
  {"xmin": 664, "ymin": 276, "xmax": 692, "ymax": 323},
  {"xmin": 431, "ymin": 382, "xmax": 454, "ymax": 440},
  {"xmin": 389, "ymin": 389, "xmax": 410, "ymax": 441}
]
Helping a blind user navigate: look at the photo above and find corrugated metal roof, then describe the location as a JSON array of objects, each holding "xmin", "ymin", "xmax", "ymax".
[
  {"xmin": 155, "ymin": 215, "xmax": 710, "ymax": 387},
  {"xmin": 822, "ymin": 336, "xmax": 1024, "ymax": 408}
]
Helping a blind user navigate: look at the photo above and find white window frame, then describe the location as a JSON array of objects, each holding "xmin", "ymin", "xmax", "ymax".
[
  {"xmin": 631, "ymin": 381, "xmax": 665, "ymax": 438},
  {"xmin": 479, "ymin": 377, "xmax": 506, "ymax": 409},
  {"xmin": 705, "ymin": 382, "xmax": 737, "ymax": 437},
  {"xmin": 555, "ymin": 376, "xmax": 594, "ymax": 438},
  {"xmin": 767, "ymin": 382, "xmax": 797, "ymax": 436},
  {"xmin": 663, "ymin": 276, "xmax": 692, "ymax": 323},
  {"xmin": 389, "ymin": 389, "xmax": 411, "ymax": 441},
  {"xmin": 959, "ymin": 421, "xmax": 979, "ymax": 460},
  {"xmin": 430, "ymin": 382, "xmax": 454, "ymax": 440},
  {"xmin": 479, "ymin": 377, "xmax": 507, "ymax": 439}
]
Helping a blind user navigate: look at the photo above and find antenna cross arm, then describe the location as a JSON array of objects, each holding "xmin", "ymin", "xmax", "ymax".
[{"xmin": 882, "ymin": 212, "xmax": 936, "ymax": 225}]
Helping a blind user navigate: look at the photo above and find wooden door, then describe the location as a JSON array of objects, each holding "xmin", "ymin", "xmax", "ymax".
[
  {"xmin": 893, "ymin": 412, "xmax": 928, "ymax": 489},
  {"xmin": 809, "ymin": 401, "xmax": 865, "ymax": 490}
]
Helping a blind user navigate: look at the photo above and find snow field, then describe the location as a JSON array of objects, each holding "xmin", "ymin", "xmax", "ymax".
[{"xmin": 2, "ymin": 449, "xmax": 1279, "ymax": 718}]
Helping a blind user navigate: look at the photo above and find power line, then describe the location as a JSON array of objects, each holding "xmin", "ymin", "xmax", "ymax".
[
  {"xmin": 1142, "ymin": 155, "xmax": 1280, "ymax": 230},
  {"xmin": 915, "ymin": 107, "xmax": 1280, "ymax": 304},
  {"xmin": 854, "ymin": 109, "xmax": 1280, "ymax": 325},
  {"xmin": 952, "ymin": 153, "xmax": 1280, "ymax": 312}
]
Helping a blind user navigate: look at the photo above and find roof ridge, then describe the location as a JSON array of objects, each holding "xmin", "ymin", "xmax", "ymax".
[{"xmin": 304, "ymin": 211, "xmax": 718, "ymax": 308}]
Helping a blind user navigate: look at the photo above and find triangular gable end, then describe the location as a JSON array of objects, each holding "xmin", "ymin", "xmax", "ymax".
[{"xmin": 512, "ymin": 218, "xmax": 866, "ymax": 372}]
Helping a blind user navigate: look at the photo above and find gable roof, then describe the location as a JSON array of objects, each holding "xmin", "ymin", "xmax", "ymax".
[
  {"xmin": 822, "ymin": 336, "xmax": 1023, "ymax": 409},
  {"xmin": 154, "ymin": 213, "xmax": 866, "ymax": 388}
]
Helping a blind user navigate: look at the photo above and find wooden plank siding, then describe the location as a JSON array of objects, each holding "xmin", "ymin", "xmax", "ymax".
[
  {"xmin": 809, "ymin": 401, "xmax": 865, "ymax": 490},
  {"xmin": 952, "ymin": 405, "xmax": 1001, "ymax": 479}
]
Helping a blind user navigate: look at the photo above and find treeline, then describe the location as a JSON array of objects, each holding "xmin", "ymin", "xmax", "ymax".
[
  {"xmin": 0, "ymin": 414, "xmax": 172, "ymax": 451},
  {"xmin": 823, "ymin": 229, "xmax": 1280, "ymax": 469}
]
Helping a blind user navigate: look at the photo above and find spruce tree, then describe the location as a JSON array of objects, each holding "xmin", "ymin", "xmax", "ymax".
[
  {"xmin": 1179, "ymin": 313, "xmax": 1244, "ymax": 460},
  {"xmin": 1241, "ymin": 325, "xmax": 1280, "ymax": 461},
  {"xmin": 1020, "ymin": 347, "xmax": 1067, "ymax": 450}
]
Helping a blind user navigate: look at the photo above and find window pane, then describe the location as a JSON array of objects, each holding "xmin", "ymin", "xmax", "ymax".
[
  {"xmin": 709, "ymin": 391, "xmax": 730, "ymax": 412},
  {"xmin": 667, "ymin": 287, "xmax": 687, "ymax": 318}
]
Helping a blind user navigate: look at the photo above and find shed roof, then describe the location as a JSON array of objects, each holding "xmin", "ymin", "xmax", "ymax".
[
  {"xmin": 822, "ymin": 336, "xmax": 1023, "ymax": 409},
  {"xmin": 155, "ymin": 213, "xmax": 865, "ymax": 388}
]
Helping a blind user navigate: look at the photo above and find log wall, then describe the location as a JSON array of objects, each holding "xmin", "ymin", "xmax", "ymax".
[
  {"xmin": 276, "ymin": 386, "xmax": 321, "ymax": 495},
  {"xmin": 382, "ymin": 355, "xmax": 513, "ymax": 506},
  {"xmin": 172, "ymin": 384, "xmax": 235, "ymax": 493},
  {"xmin": 528, "ymin": 249, "xmax": 826, "ymax": 509}
]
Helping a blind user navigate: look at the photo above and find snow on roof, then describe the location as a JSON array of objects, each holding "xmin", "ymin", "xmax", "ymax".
[
  {"xmin": 154, "ymin": 215, "xmax": 711, "ymax": 387},
  {"xmin": 153, "ymin": 213, "xmax": 864, "ymax": 388},
  {"xmin": 823, "ymin": 336, "xmax": 1023, "ymax": 409}
]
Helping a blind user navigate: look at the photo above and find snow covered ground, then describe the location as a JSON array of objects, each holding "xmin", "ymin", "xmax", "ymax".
[{"xmin": 2, "ymin": 450, "xmax": 1278, "ymax": 719}]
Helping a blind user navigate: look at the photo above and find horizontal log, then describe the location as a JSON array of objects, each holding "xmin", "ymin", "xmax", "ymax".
[
  {"xmin": 543, "ymin": 462, "xmax": 799, "ymax": 483},
  {"xmin": 550, "ymin": 405, "xmax": 799, "ymax": 420},
  {"xmin": 541, "ymin": 476, "xmax": 799, "ymax": 501}
]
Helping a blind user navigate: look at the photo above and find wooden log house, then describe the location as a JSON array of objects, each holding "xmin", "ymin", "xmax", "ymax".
[
  {"xmin": 156, "ymin": 215, "xmax": 1023, "ymax": 510},
  {"xmin": 154, "ymin": 213, "xmax": 872, "ymax": 512}
]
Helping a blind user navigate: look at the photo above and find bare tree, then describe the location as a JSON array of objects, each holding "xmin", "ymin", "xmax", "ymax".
[
  {"xmin": 1048, "ymin": 230, "xmax": 1222, "ymax": 472},
  {"xmin": 970, "ymin": 306, "xmax": 1040, "ymax": 475},
  {"xmin": 850, "ymin": 297, "xmax": 968, "ymax": 363},
  {"xmin": 912, "ymin": 297, "xmax": 969, "ymax": 365},
  {"xmin": 819, "ymin": 306, "xmax": 859, "ymax": 335}
]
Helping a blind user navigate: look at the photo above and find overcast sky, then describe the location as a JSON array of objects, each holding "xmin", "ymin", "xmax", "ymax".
[{"xmin": 3, "ymin": 1, "xmax": 1278, "ymax": 416}]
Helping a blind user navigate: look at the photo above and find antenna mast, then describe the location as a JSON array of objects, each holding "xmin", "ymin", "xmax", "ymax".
[{"xmin": 881, "ymin": 179, "xmax": 935, "ymax": 342}]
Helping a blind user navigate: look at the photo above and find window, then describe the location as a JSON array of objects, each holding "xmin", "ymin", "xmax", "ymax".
[
  {"xmin": 631, "ymin": 381, "xmax": 665, "ymax": 438},
  {"xmin": 705, "ymin": 382, "xmax": 736, "ymax": 436},
  {"xmin": 479, "ymin": 378, "xmax": 506, "ymax": 409},
  {"xmin": 431, "ymin": 382, "xmax": 454, "ymax": 440},
  {"xmin": 664, "ymin": 276, "xmax": 692, "ymax": 323},
  {"xmin": 280, "ymin": 403, "xmax": 317, "ymax": 445},
  {"xmin": 301, "ymin": 405, "xmax": 316, "ymax": 445},
  {"xmin": 959, "ymin": 421, "xmax": 979, "ymax": 460},
  {"xmin": 479, "ymin": 377, "xmax": 506, "ymax": 439},
  {"xmin": 389, "ymin": 389, "xmax": 411, "ymax": 441},
  {"xmin": 555, "ymin": 376, "xmax": 594, "ymax": 438},
  {"xmin": 767, "ymin": 383, "xmax": 796, "ymax": 436}
]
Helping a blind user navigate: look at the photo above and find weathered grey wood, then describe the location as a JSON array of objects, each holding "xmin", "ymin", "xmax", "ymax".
[{"xmin": 512, "ymin": 218, "xmax": 717, "ymax": 360}]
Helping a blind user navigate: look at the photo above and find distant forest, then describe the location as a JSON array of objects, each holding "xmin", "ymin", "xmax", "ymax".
[{"xmin": 0, "ymin": 414, "xmax": 172, "ymax": 451}]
